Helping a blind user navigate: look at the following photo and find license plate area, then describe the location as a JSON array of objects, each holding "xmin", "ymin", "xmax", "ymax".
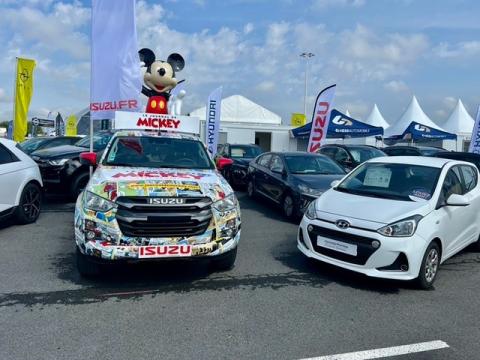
[
  {"xmin": 138, "ymin": 245, "xmax": 192, "ymax": 258},
  {"xmin": 317, "ymin": 236, "xmax": 357, "ymax": 256}
]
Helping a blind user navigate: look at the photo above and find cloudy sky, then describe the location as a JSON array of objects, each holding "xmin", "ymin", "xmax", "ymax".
[{"xmin": 0, "ymin": 0, "xmax": 478, "ymax": 126}]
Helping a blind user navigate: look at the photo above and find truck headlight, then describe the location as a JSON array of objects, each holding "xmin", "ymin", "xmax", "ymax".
[
  {"xmin": 47, "ymin": 158, "xmax": 69, "ymax": 166},
  {"xmin": 213, "ymin": 194, "xmax": 237, "ymax": 212},
  {"xmin": 298, "ymin": 183, "xmax": 323, "ymax": 197},
  {"xmin": 304, "ymin": 200, "xmax": 317, "ymax": 220},
  {"xmin": 84, "ymin": 191, "xmax": 116, "ymax": 212},
  {"xmin": 377, "ymin": 215, "xmax": 422, "ymax": 237}
]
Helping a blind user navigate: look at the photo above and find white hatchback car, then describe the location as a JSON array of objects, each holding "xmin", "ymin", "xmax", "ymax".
[
  {"xmin": 298, "ymin": 156, "xmax": 480, "ymax": 289},
  {"xmin": 0, "ymin": 138, "xmax": 43, "ymax": 224}
]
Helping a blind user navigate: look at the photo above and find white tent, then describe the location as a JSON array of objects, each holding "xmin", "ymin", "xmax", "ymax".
[
  {"xmin": 345, "ymin": 109, "xmax": 351, "ymax": 117},
  {"xmin": 443, "ymin": 99, "xmax": 474, "ymax": 135},
  {"xmin": 364, "ymin": 104, "xmax": 390, "ymax": 129},
  {"xmin": 190, "ymin": 94, "xmax": 281, "ymax": 125},
  {"xmin": 385, "ymin": 95, "xmax": 444, "ymax": 137}
]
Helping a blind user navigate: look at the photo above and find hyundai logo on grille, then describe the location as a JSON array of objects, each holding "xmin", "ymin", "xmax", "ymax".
[
  {"xmin": 335, "ymin": 220, "xmax": 350, "ymax": 229},
  {"xmin": 149, "ymin": 198, "xmax": 186, "ymax": 205}
]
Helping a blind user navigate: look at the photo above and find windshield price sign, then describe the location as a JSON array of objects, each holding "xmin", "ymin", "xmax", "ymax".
[{"xmin": 114, "ymin": 111, "xmax": 200, "ymax": 134}]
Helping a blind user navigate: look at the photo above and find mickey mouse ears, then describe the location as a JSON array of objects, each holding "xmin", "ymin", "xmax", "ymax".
[
  {"xmin": 167, "ymin": 53, "xmax": 185, "ymax": 72},
  {"xmin": 138, "ymin": 48, "xmax": 155, "ymax": 66}
]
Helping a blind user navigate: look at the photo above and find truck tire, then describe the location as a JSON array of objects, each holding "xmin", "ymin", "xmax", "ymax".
[
  {"xmin": 76, "ymin": 248, "xmax": 101, "ymax": 277},
  {"xmin": 210, "ymin": 247, "xmax": 237, "ymax": 271}
]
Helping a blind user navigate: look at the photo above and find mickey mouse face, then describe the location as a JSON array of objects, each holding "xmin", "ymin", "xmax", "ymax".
[{"xmin": 139, "ymin": 48, "xmax": 185, "ymax": 93}]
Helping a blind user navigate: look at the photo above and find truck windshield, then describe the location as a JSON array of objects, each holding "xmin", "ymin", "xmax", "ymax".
[{"xmin": 104, "ymin": 136, "xmax": 215, "ymax": 170}]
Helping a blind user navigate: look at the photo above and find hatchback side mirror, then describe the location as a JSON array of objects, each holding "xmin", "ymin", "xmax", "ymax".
[
  {"xmin": 446, "ymin": 194, "xmax": 469, "ymax": 207},
  {"xmin": 80, "ymin": 152, "xmax": 97, "ymax": 166},
  {"xmin": 216, "ymin": 157, "xmax": 233, "ymax": 170}
]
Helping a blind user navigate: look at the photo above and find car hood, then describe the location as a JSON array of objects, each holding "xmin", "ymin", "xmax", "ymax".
[
  {"xmin": 86, "ymin": 166, "xmax": 233, "ymax": 202},
  {"xmin": 31, "ymin": 145, "xmax": 88, "ymax": 159},
  {"xmin": 315, "ymin": 189, "xmax": 433, "ymax": 225},
  {"xmin": 292, "ymin": 174, "xmax": 345, "ymax": 191}
]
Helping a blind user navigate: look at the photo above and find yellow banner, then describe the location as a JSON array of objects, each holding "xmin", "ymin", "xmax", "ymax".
[
  {"xmin": 291, "ymin": 113, "xmax": 306, "ymax": 127},
  {"xmin": 66, "ymin": 115, "xmax": 77, "ymax": 136},
  {"xmin": 13, "ymin": 58, "xmax": 35, "ymax": 142}
]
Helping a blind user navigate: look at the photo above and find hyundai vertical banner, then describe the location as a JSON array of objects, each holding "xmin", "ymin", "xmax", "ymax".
[
  {"xmin": 307, "ymin": 84, "xmax": 336, "ymax": 153},
  {"xmin": 90, "ymin": 0, "xmax": 142, "ymax": 120},
  {"xmin": 469, "ymin": 106, "xmax": 480, "ymax": 154},
  {"xmin": 205, "ymin": 86, "xmax": 223, "ymax": 155}
]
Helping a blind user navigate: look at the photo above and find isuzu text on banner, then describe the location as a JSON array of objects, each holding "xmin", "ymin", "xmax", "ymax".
[
  {"xmin": 469, "ymin": 106, "xmax": 480, "ymax": 154},
  {"xmin": 307, "ymin": 84, "xmax": 337, "ymax": 153},
  {"xmin": 90, "ymin": 0, "xmax": 142, "ymax": 120},
  {"xmin": 205, "ymin": 86, "xmax": 223, "ymax": 155}
]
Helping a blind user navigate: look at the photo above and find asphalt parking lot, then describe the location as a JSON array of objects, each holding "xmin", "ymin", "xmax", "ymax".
[{"xmin": 1, "ymin": 192, "xmax": 480, "ymax": 360}]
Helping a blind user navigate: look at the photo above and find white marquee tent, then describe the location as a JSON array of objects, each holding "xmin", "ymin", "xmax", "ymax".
[
  {"xmin": 190, "ymin": 94, "xmax": 281, "ymax": 125},
  {"xmin": 385, "ymin": 95, "xmax": 444, "ymax": 138},
  {"xmin": 364, "ymin": 104, "xmax": 390, "ymax": 129},
  {"xmin": 443, "ymin": 99, "xmax": 474, "ymax": 135}
]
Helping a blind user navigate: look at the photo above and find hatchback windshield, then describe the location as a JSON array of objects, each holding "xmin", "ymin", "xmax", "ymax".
[
  {"xmin": 336, "ymin": 162, "xmax": 440, "ymax": 201},
  {"xmin": 104, "ymin": 136, "xmax": 214, "ymax": 170},
  {"xmin": 20, "ymin": 138, "xmax": 46, "ymax": 152},
  {"xmin": 76, "ymin": 133, "xmax": 112, "ymax": 151},
  {"xmin": 285, "ymin": 155, "xmax": 345, "ymax": 175},
  {"xmin": 230, "ymin": 145, "xmax": 262, "ymax": 158},
  {"xmin": 348, "ymin": 147, "xmax": 385, "ymax": 163}
]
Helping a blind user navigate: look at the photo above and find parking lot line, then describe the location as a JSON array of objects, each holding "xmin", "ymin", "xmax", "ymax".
[{"xmin": 298, "ymin": 340, "xmax": 449, "ymax": 360}]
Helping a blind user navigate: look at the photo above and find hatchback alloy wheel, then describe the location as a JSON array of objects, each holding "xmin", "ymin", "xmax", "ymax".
[{"xmin": 425, "ymin": 248, "xmax": 439, "ymax": 283}]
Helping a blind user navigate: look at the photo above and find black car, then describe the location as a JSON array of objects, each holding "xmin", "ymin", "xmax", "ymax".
[
  {"xmin": 247, "ymin": 152, "xmax": 345, "ymax": 219},
  {"xmin": 435, "ymin": 151, "xmax": 480, "ymax": 171},
  {"xmin": 383, "ymin": 145, "xmax": 445, "ymax": 157},
  {"xmin": 318, "ymin": 144, "xmax": 386, "ymax": 172},
  {"xmin": 216, "ymin": 143, "xmax": 263, "ymax": 187},
  {"xmin": 30, "ymin": 131, "xmax": 114, "ymax": 198},
  {"xmin": 19, "ymin": 136, "xmax": 81, "ymax": 155}
]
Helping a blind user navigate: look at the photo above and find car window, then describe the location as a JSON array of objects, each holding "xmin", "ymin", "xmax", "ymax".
[
  {"xmin": 334, "ymin": 148, "xmax": 350, "ymax": 162},
  {"xmin": 257, "ymin": 154, "xmax": 272, "ymax": 168},
  {"xmin": 230, "ymin": 145, "xmax": 262, "ymax": 158},
  {"xmin": 269, "ymin": 155, "xmax": 284, "ymax": 173},
  {"xmin": 441, "ymin": 168, "xmax": 464, "ymax": 201},
  {"xmin": 320, "ymin": 147, "xmax": 337, "ymax": 158},
  {"xmin": 0, "ymin": 144, "xmax": 19, "ymax": 164},
  {"xmin": 348, "ymin": 147, "xmax": 385, "ymax": 163},
  {"xmin": 460, "ymin": 165, "xmax": 477, "ymax": 193},
  {"xmin": 285, "ymin": 155, "xmax": 345, "ymax": 175}
]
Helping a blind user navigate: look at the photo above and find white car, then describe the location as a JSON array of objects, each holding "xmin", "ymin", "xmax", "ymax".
[
  {"xmin": 298, "ymin": 156, "xmax": 480, "ymax": 289},
  {"xmin": 0, "ymin": 138, "xmax": 43, "ymax": 224}
]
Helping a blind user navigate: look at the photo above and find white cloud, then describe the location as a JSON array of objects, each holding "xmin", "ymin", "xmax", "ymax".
[
  {"xmin": 434, "ymin": 41, "xmax": 480, "ymax": 58},
  {"xmin": 243, "ymin": 23, "xmax": 254, "ymax": 35},
  {"xmin": 384, "ymin": 80, "xmax": 409, "ymax": 93},
  {"xmin": 0, "ymin": 88, "xmax": 9, "ymax": 103},
  {"xmin": 256, "ymin": 81, "xmax": 276, "ymax": 92}
]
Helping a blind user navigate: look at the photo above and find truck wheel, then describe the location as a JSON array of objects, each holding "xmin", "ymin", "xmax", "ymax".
[
  {"xmin": 15, "ymin": 182, "xmax": 42, "ymax": 224},
  {"xmin": 70, "ymin": 172, "xmax": 90, "ymax": 200},
  {"xmin": 76, "ymin": 248, "xmax": 101, "ymax": 277},
  {"xmin": 211, "ymin": 247, "xmax": 237, "ymax": 271}
]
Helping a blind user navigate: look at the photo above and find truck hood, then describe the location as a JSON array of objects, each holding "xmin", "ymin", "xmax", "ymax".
[
  {"xmin": 316, "ymin": 189, "xmax": 433, "ymax": 225},
  {"xmin": 86, "ymin": 166, "xmax": 233, "ymax": 202}
]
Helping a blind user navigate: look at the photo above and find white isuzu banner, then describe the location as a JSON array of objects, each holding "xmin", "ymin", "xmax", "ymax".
[
  {"xmin": 307, "ymin": 84, "xmax": 336, "ymax": 153},
  {"xmin": 205, "ymin": 86, "xmax": 223, "ymax": 155},
  {"xmin": 469, "ymin": 106, "xmax": 480, "ymax": 154},
  {"xmin": 90, "ymin": 0, "xmax": 142, "ymax": 120}
]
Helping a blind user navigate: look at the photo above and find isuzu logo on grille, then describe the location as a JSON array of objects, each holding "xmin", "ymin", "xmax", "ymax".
[
  {"xmin": 149, "ymin": 198, "xmax": 186, "ymax": 205},
  {"xmin": 335, "ymin": 220, "xmax": 350, "ymax": 229}
]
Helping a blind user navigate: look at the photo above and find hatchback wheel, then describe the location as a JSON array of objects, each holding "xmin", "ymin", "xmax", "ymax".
[
  {"xmin": 70, "ymin": 172, "xmax": 90, "ymax": 200},
  {"xmin": 15, "ymin": 183, "xmax": 42, "ymax": 224},
  {"xmin": 415, "ymin": 242, "xmax": 440, "ymax": 290}
]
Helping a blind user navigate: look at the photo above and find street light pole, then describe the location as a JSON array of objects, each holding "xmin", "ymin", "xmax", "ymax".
[{"xmin": 300, "ymin": 52, "xmax": 315, "ymax": 117}]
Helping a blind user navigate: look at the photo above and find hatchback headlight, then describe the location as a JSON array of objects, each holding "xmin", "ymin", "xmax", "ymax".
[
  {"xmin": 377, "ymin": 215, "xmax": 423, "ymax": 237},
  {"xmin": 47, "ymin": 158, "xmax": 69, "ymax": 166},
  {"xmin": 213, "ymin": 194, "xmax": 237, "ymax": 212},
  {"xmin": 305, "ymin": 200, "xmax": 317, "ymax": 220},
  {"xmin": 298, "ymin": 183, "xmax": 323, "ymax": 197},
  {"xmin": 84, "ymin": 191, "xmax": 116, "ymax": 212}
]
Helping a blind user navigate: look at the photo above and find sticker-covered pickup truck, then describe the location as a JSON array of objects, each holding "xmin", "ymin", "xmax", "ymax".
[{"xmin": 74, "ymin": 114, "xmax": 240, "ymax": 276}]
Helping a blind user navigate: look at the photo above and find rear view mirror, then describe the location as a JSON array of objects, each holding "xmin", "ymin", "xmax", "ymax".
[
  {"xmin": 216, "ymin": 157, "xmax": 233, "ymax": 170},
  {"xmin": 80, "ymin": 152, "xmax": 97, "ymax": 166},
  {"xmin": 446, "ymin": 194, "xmax": 469, "ymax": 207},
  {"xmin": 330, "ymin": 180, "xmax": 340, "ymax": 188}
]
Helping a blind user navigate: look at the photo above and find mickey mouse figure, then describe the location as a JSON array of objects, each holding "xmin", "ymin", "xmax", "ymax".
[{"xmin": 138, "ymin": 48, "xmax": 185, "ymax": 115}]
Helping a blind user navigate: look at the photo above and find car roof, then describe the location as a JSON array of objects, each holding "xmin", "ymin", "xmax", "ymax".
[
  {"xmin": 0, "ymin": 138, "xmax": 16, "ymax": 146},
  {"xmin": 367, "ymin": 156, "xmax": 460, "ymax": 168},
  {"xmin": 385, "ymin": 145, "xmax": 442, "ymax": 150},
  {"xmin": 436, "ymin": 151, "xmax": 480, "ymax": 159},
  {"xmin": 266, "ymin": 151, "xmax": 330, "ymax": 157}
]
